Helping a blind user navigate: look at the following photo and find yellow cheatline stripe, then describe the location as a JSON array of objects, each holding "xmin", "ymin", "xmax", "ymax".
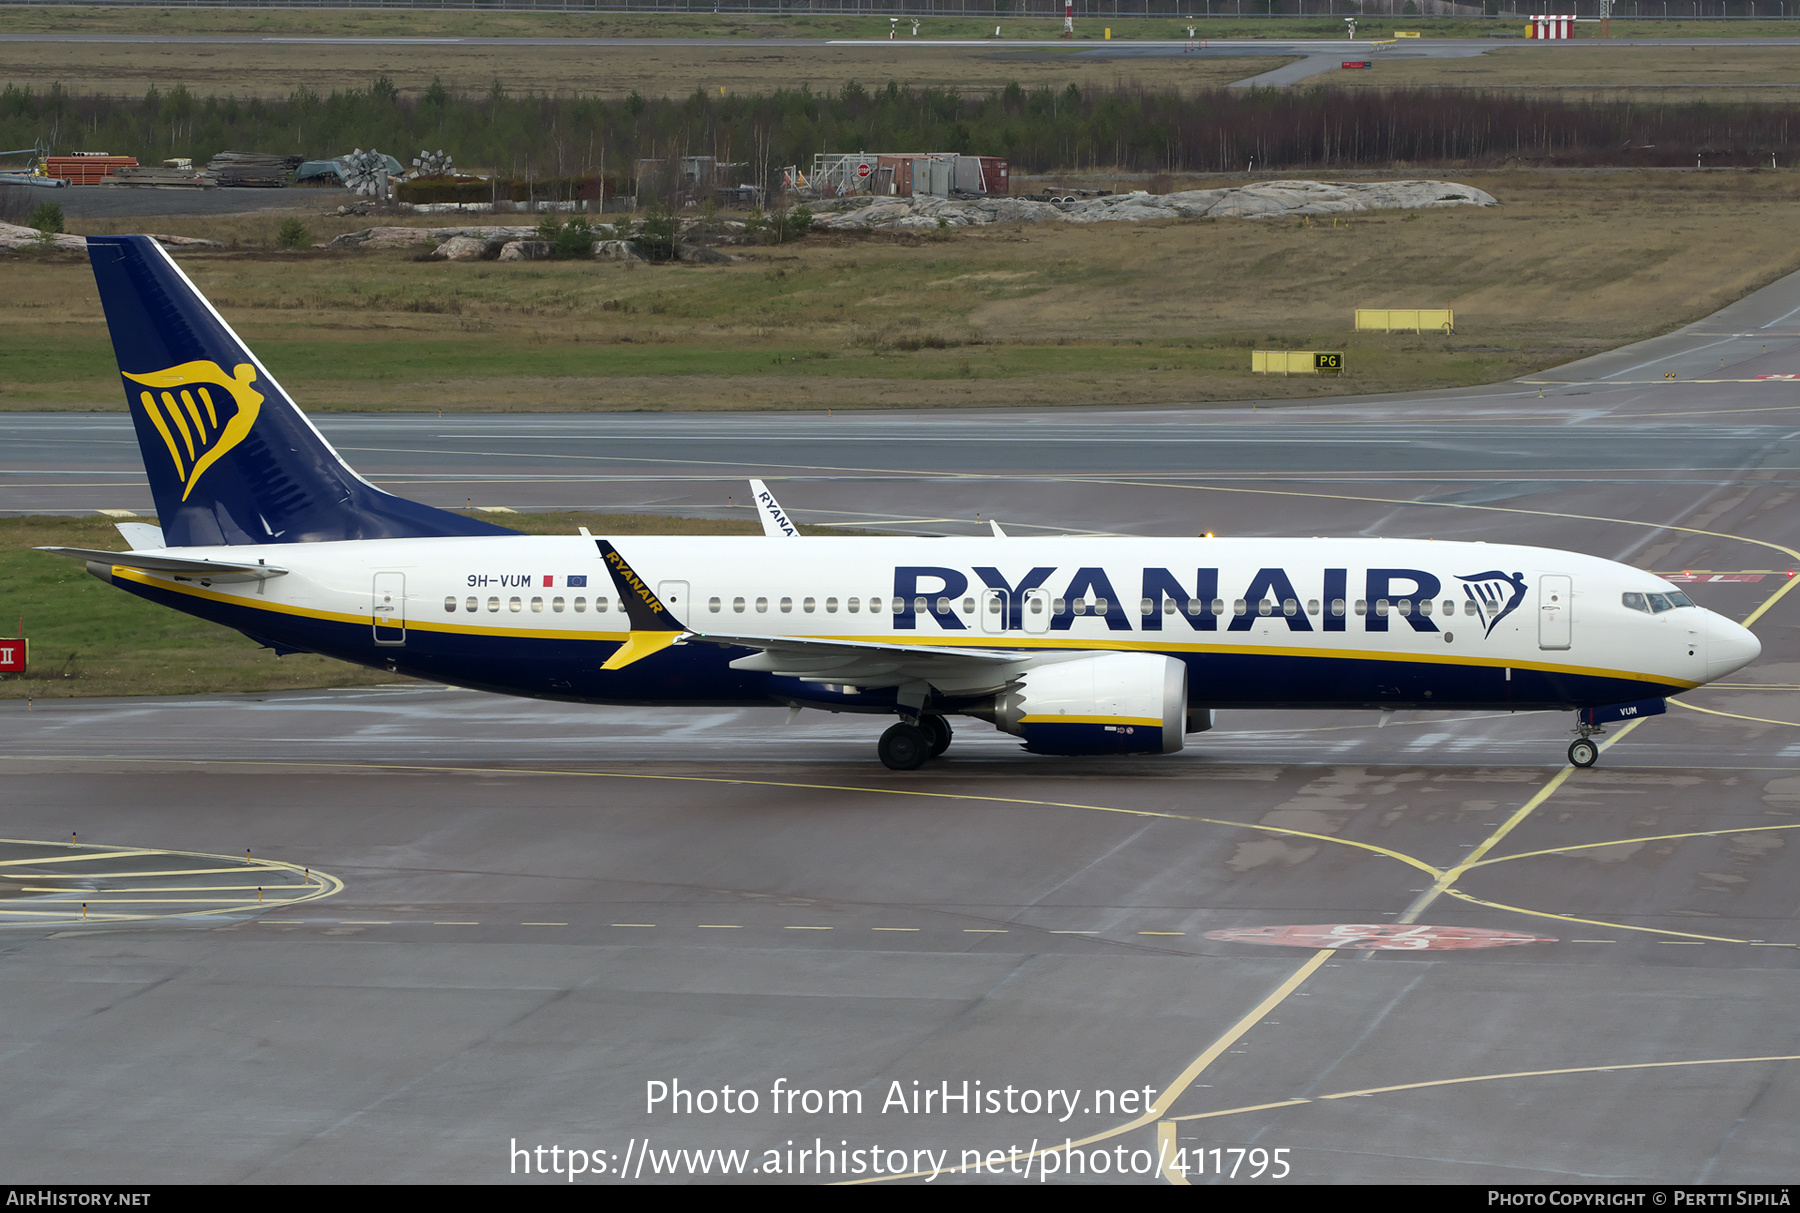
[
  {"xmin": 108, "ymin": 574, "xmax": 1693, "ymax": 691},
  {"xmin": 1470, "ymin": 822, "xmax": 1800, "ymax": 870},
  {"xmin": 1018, "ymin": 714, "xmax": 1164, "ymax": 727},
  {"xmin": 1672, "ymin": 699, "xmax": 1800, "ymax": 729},
  {"xmin": 1165, "ymin": 1056, "xmax": 1800, "ymax": 1124},
  {"xmin": 840, "ymin": 947, "xmax": 1338, "ymax": 1185}
]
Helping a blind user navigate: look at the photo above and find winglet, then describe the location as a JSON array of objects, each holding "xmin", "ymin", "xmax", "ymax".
[
  {"xmin": 749, "ymin": 479, "xmax": 801, "ymax": 538},
  {"xmin": 594, "ymin": 538, "xmax": 686, "ymax": 669}
]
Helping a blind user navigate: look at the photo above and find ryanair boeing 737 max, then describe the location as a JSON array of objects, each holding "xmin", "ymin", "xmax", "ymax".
[{"xmin": 42, "ymin": 235, "xmax": 1761, "ymax": 769}]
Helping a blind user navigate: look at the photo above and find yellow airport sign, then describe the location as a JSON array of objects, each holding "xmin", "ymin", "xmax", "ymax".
[
  {"xmin": 1253, "ymin": 351, "xmax": 1343, "ymax": 375},
  {"xmin": 1356, "ymin": 308, "xmax": 1455, "ymax": 334}
]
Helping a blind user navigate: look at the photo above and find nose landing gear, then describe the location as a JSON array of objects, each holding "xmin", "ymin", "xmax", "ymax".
[{"xmin": 1568, "ymin": 737, "xmax": 1599, "ymax": 768}]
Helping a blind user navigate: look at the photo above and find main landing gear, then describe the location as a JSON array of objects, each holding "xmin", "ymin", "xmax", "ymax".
[{"xmin": 879, "ymin": 715, "xmax": 953, "ymax": 771}]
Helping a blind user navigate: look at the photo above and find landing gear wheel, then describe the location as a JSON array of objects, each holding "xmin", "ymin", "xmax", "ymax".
[
  {"xmin": 1568, "ymin": 738, "xmax": 1599, "ymax": 768},
  {"xmin": 919, "ymin": 714, "xmax": 953, "ymax": 757},
  {"xmin": 879, "ymin": 722, "xmax": 932, "ymax": 771}
]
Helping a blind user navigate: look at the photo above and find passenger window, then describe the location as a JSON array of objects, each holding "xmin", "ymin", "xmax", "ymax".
[
  {"xmin": 1441, "ymin": 600, "xmax": 1455, "ymax": 616},
  {"xmin": 803, "ymin": 597, "xmax": 816, "ymax": 613},
  {"xmin": 1073, "ymin": 599, "xmax": 1087, "ymax": 616},
  {"xmin": 780, "ymin": 597, "xmax": 793, "ymax": 613},
  {"xmin": 1233, "ymin": 599, "xmax": 1247, "ymax": 616},
  {"xmin": 1418, "ymin": 599, "xmax": 1432, "ymax": 616},
  {"xmin": 1375, "ymin": 599, "xmax": 1390, "ymax": 616},
  {"xmin": 596, "ymin": 596, "xmax": 609, "ymax": 612},
  {"xmin": 1397, "ymin": 600, "xmax": 1411, "ymax": 617},
  {"xmin": 487, "ymin": 597, "xmax": 500, "ymax": 612},
  {"xmin": 1094, "ymin": 598, "xmax": 1109, "ymax": 615},
  {"xmin": 708, "ymin": 597, "xmax": 721, "ymax": 612},
  {"xmin": 986, "ymin": 596, "xmax": 1000, "ymax": 615},
  {"xmin": 1141, "ymin": 598, "xmax": 1155, "ymax": 616},
  {"xmin": 733, "ymin": 597, "xmax": 746, "ymax": 613},
  {"xmin": 934, "ymin": 596, "xmax": 950, "ymax": 615},
  {"xmin": 1354, "ymin": 599, "xmax": 1367, "ymax": 616},
  {"xmin": 444, "ymin": 596, "xmax": 457, "ymax": 612},
  {"xmin": 826, "ymin": 597, "xmax": 838, "ymax": 613},
  {"xmin": 1621, "ymin": 592, "xmax": 1647, "ymax": 613},
  {"xmin": 552, "ymin": 597, "xmax": 565, "ymax": 613},
  {"xmin": 1029, "ymin": 597, "xmax": 1044, "ymax": 615},
  {"xmin": 1211, "ymin": 599, "xmax": 1226, "ymax": 616},
  {"xmin": 1186, "ymin": 598, "xmax": 1202, "ymax": 616},
  {"xmin": 1331, "ymin": 599, "xmax": 1345, "ymax": 616},
  {"xmin": 1052, "ymin": 597, "xmax": 1067, "ymax": 615},
  {"xmin": 574, "ymin": 597, "xmax": 586, "ymax": 612},
  {"xmin": 756, "ymin": 597, "xmax": 769, "ymax": 613},
  {"xmin": 1307, "ymin": 599, "xmax": 1320, "ymax": 615},
  {"xmin": 465, "ymin": 596, "xmax": 478, "ymax": 613},
  {"xmin": 963, "ymin": 597, "xmax": 975, "ymax": 614},
  {"xmin": 1257, "ymin": 600, "xmax": 1272, "ymax": 617},
  {"xmin": 915, "ymin": 597, "xmax": 928, "ymax": 615},
  {"xmin": 509, "ymin": 597, "xmax": 522, "ymax": 612},
  {"xmin": 530, "ymin": 597, "xmax": 544, "ymax": 613},
  {"xmin": 846, "ymin": 597, "xmax": 859, "ymax": 613},
  {"xmin": 1464, "ymin": 600, "xmax": 1477, "ymax": 617},
  {"xmin": 1283, "ymin": 598, "xmax": 1297, "ymax": 616}
]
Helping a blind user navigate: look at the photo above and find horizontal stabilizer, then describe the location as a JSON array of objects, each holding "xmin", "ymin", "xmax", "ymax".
[{"xmin": 37, "ymin": 546, "xmax": 288, "ymax": 583}]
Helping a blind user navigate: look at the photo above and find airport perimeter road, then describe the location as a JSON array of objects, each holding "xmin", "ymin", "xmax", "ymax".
[{"xmin": 4, "ymin": 266, "xmax": 1800, "ymax": 1186}]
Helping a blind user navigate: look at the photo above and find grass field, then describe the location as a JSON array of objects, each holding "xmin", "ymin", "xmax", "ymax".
[
  {"xmin": 6, "ymin": 168, "xmax": 1798, "ymax": 412},
  {"xmin": 0, "ymin": 511, "xmax": 775, "ymax": 699},
  {"xmin": 2, "ymin": 7, "xmax": 1793, "ymax": 40},
  {"xmin": 0, "ymin": 40, "xmax": 1284, "ymax": 99},
  {"xmin": 1324, "ymin": 44, "xmax": 1800, "ymax": 100}
]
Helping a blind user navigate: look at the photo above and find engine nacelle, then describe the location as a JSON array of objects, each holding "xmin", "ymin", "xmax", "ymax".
[{"xmin": 985, "ymin": 652, "xmax": 1188, "ymax": 756}]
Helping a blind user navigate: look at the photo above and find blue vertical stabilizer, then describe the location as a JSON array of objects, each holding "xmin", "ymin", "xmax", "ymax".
[{"xmin": 86, "ymin": 235, "xmax": 519, "ymax": 547}]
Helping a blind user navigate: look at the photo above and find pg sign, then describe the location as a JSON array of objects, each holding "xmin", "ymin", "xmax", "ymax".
[
  {"xmin": 1314, "ymin": 352, "xmax": 1342, "ymax": 372},
  {"xmin": 0, "ymin": 638, "xmax": 25, "ymax": 673}
]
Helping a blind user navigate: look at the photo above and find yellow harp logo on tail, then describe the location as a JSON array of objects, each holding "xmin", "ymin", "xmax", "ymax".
[{"xmin": 121, "ymin": 362, "xmax": 264, "ymax": 501}]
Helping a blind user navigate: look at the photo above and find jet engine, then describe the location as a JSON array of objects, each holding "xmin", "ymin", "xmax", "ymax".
[{"xmin": 976, "ymin": 652, "xmax": 1188, "ymax": 755}]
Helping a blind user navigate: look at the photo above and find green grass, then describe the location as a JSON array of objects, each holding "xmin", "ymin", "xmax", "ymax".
[{"xmin": 4, "ymin": 7, "xmax": 1792, "ymax": 40}]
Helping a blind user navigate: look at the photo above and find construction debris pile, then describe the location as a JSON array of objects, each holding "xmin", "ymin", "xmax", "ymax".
[
  {"xmin": 327, "ymin": 221, "xmax": 742, "ymax": 264},
  {"xmin": 813, "ymin": 180, "xmax": 1498, "ymax": 230}
]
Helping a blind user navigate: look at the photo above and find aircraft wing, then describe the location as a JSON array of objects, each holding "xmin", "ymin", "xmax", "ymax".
[
  {"xmin": 37, "ymin": 547, "xmax": 288, "ymax": 584},
  {"xmin": 689, "ymin": 630, "xmax": 1040, "ymax": 694}
]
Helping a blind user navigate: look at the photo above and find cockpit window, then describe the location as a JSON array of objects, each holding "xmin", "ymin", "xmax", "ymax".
[{"xmin": 1625, "ymin": 590, "xmax": 1695, "ymax": 613}]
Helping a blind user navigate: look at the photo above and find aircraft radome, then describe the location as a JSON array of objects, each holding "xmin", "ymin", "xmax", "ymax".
[{"xmin": 41, "ymin": 236, "xmax": 1761, "ymax": 770}]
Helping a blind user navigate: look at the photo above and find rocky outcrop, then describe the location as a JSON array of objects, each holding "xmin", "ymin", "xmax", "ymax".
[
  {"xmin": 813, "ymin": 180, "xmax": 1497, "ymax": 231},
  {"xmin": 0, "ymin": 225, "xmax": 222, "ymax": 254},
  {"xmin": 431, "ymin": 235, "xmax": 491, "ymax": 261},
  {"xmin": 496, "ymin": 240, "xmax": 554, "ymax": 261},
  {"xmin": 328, "ymin": 224, "xmax": 541, "ymax": 250}
]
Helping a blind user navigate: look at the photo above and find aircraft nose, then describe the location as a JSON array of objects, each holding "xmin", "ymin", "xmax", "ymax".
[{"xmin": 1704, "ymin": 611, "xmax": 1761, "ymax": 681}]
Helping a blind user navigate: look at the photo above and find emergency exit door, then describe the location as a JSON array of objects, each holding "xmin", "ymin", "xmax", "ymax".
[
  {"xmin": 373, "ymin": 572, "xmax": 406, "ymax": 645},
  {"xmin": 1538, "ymin": 575, "xmax": 1571, "ymax": 650}
]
